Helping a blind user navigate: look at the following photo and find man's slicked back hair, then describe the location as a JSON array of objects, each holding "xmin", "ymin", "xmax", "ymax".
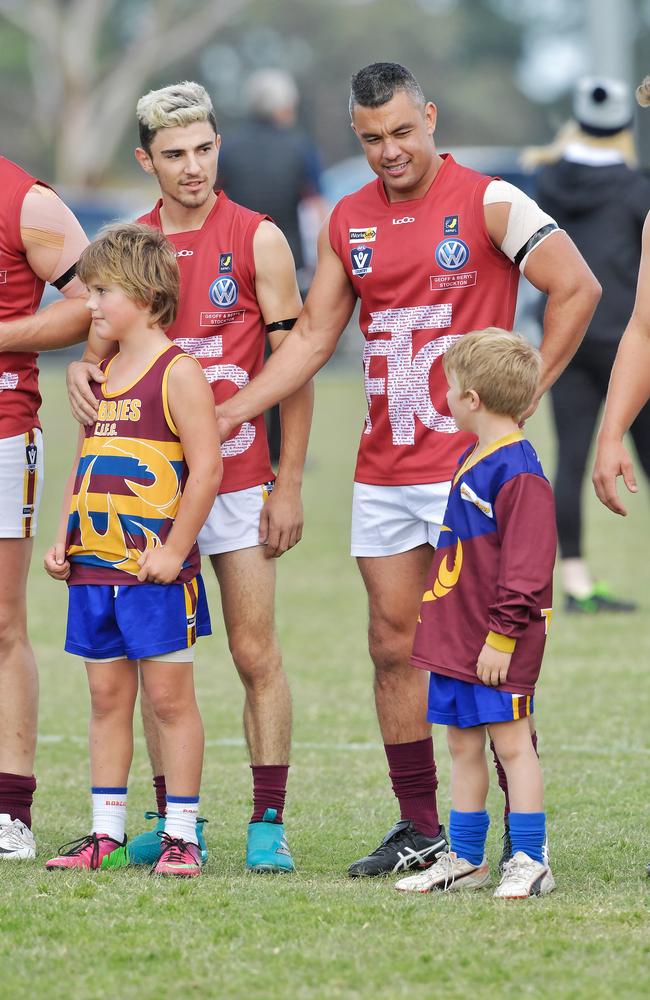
[
  {"xmin": 137, "ymin": 81, "xmax": 218, "ymax": 152},
  {"xmin": 349, "ymin": 63, "xmax": 425, "ymax": 116}
]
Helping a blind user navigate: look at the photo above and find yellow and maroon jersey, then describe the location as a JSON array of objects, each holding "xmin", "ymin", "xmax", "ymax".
[
  {"xmin": 66, "ymin": 344, "xmax": 201, "ymax": 586},
  {"xmin": 138, "ymin": 192, "xmax": 274, "ymax": 495},
  {"xmin": 412, "ymin": 432, "xmax": 556, "ymax": 696},
  {"xmin": 0, "ymin": 157, "xmax": 47, "ymax": 438},
  {"xmin": 329, "ymin": 154, "xmax": 520, "ymax": 486}
]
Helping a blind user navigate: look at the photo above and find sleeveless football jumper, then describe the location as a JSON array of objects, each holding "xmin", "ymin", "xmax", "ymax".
[
  {"xmin": 329, "ymin": 154, "xmax": 520, "ymax": 486},
  {"xmin": 139, "ymin": 192, "xmax": 274, "ymax": 495},
  {"xmin": 66, "ymin": 344, "xmax": 201, "ymax": 586}
]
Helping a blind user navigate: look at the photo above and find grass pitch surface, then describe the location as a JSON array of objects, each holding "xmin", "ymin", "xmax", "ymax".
[{"xmin": 2, "ymin": 369, "xmax": 648, "ymax": 999}]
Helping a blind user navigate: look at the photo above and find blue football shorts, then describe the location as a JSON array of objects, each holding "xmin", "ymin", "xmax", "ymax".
[
  {"xmin": 427, "ymin": 673, "xmax": 534, "ymax": 728},
  {"xmin": 65, "ymin": 575, "xmax": 211, "ymax": 661}
]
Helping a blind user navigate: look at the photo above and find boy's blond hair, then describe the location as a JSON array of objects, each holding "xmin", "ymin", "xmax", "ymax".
[
  {"xmin": 77, "ymin": 223, "xmax": 180, "ymax": 330},
  {"xmin": 136, "ymin": 81, "xmax": 218, "ymax": 152},
  {"xmin": 443, "ymin": 328, "xmax": 541, "ymax": 420}
]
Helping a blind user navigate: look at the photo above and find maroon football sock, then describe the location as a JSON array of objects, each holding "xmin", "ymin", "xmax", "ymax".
[
  {"xmin": 153, "ymin": 774, "xmax": 167, "ymax": 816},
  {"xmin": 385, "ymin": 738, "xmax": 440, "ymax": 837},
  {"xmin": 491, "ymin": 729, "xmax": 539, "ymax": 820},
  {"xmin": 0, "ymin": 771, "xmax": 37, "ymax": 828},
  {"xmin": 250, "ymin": 764, "xmax": 289, "ymax": 823}
]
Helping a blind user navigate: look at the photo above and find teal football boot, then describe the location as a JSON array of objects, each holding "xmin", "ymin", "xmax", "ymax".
[
  {"xmin": 246, "ymin": 807, "xmax": 295, "ymax": 873},
  {"xmin": 128, "ymin": 811, "xmax": 208, "ymax": 865}
]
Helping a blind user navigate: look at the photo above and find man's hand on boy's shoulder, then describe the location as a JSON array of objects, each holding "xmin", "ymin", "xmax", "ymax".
[
  {"xmin": 136, "ymin": 545, "xmax": 184, "ymax": 584},
  {"xmin": 44, "ymin": 543, "xmax": 70, "ymax": 581},
  {"xmin": 476, "ymin": 643, "xmax": 511, "ymax": 687},
  {"xmin": 67, "ymin": 360, "xmax": 105, "ymax": 425}
]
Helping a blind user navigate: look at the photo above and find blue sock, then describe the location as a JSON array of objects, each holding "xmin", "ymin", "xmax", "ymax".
[
  {"xmin": 509, "ymin": 812, "xmax": 546, "ymax": 864},
  {"xmin": 449, "ymin": 809, "xmax": 489, "ymax": 866}
]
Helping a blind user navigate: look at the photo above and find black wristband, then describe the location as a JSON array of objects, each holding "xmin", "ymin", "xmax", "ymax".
[{"xmin": 266, "ymin": 318, "xmax": 298, "ymax": 333}]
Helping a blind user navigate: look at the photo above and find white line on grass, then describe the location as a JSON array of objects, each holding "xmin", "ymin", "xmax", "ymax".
[{"xmin": 37, "ymin": 734, "xmax": 650, "ymax": 754}]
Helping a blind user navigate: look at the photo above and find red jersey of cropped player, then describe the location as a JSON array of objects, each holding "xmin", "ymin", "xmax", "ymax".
[
  {"xmin": 0, "ymin": 157, "xmax": 48, "ymax": 438},
  {"xmin": 411, "ymin": 433, "xmax": 556, "ymax": 696},
  {"xmin": 138, "ymin": 192, "xmax": 274, "ymax": 495},
  {"xmin": 66, "ymin": 344, "xmax": 201, "ymax": 586},
  {"xmin": 329, "ymin": 154, "xmax": 520, "ymax": 486}
]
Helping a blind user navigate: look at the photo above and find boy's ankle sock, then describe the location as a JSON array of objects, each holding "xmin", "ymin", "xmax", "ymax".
[
  {"xmin": 153, "ymin": 774, "xmax": 167, "ymax": 816},
  {"xmin": 491, "ymin": 730, "xmax": 539, "ymax": 821},
  {"xmin": 0, "ymin": 771, "xmax": 36, "ymax": 828},
  {"xmin": 164, "ymin": 796, "xmax": 199, "ymax": 845},
  {"xmin": 91, "ymin": 786, "xmax": 127, "ymax": 841},
  {"xmin": 385, "ymin": 738, "xmax": 440, "ymax": 837},
  {"xmin": 250, "ymin": 765, "xmax": 289, "ymax": 823},
  {"xmin": 449, "ymin": 809, "xmax": 490, "ymax": 866},
  {"xmin": 509, "ymin": 812, "xmax": 546, "ymax": 864}
]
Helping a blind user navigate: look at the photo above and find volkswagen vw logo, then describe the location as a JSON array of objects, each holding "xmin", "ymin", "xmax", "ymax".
[
  {"xmin": 209, "ymin": 276, "xmax": 239, "ymax": 308},
  {"xmin": 435, "ymin": 238, "xmax": 470, "ymax": 271}
]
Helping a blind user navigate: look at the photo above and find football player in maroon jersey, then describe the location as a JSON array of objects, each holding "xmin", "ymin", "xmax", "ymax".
[{"xmin": 215, "ymin": 63, "xmax": 600, "ymax": 877}]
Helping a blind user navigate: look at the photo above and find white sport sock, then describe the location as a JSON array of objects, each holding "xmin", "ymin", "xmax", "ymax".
[
  {"xmin": 91, "ymin": 787, "xmax": 127, "ymax": 842},
  {"xmin": 164, "ymin": 796, "xmax": 199, "ymax": 845},
  {"xmin": 561, "ymin": 558, "xmax": 593, "ymax": 599}
]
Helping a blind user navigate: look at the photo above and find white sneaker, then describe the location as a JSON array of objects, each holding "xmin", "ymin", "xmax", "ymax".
[
  {"xmin": 494, "ymin": 851, "xmax": 555, "ymax": 899},
  {"xmin": 0, "ymin": 813, "xmax": 36, "ymax": 860},
  {"xmin": 395, "ymin": 851, "xmax": 491, "ymax": 893}
]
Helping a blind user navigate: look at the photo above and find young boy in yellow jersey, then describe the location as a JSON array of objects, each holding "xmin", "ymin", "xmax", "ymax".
[{"xmin": 44, "ymin": 223, "xmax": 221, "ymax": 876}]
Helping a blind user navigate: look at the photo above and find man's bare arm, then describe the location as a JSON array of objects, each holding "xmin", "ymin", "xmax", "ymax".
[
  {"xmin": 593, "ymin": 212, "xmax": 650, "ymax": 514},
  {"xmin": 252, "ymin": 221, "xmax": 312, "ymax": 556},
  {"xmin": 218, "ymin": 220, "xmax": 357, "ymax": 438},
  {"xmin": 485, "ymin": 201, "xmax": 601, "ymax": 410},
  {"xmin": 1, "ymin": 184, "xmax": 90, "ymax": 352}
]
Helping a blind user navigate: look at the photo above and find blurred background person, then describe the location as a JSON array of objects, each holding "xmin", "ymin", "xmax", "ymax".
[
  {"xmin": 219, "ymin": 68, "xmax": 328, "ymax": 464},
  {"xmin": 524, "ymin": 77, "xmax": 650, "ymax": 614}
]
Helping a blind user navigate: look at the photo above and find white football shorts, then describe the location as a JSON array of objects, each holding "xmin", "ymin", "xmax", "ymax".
[
  {"xmin": 0, "ymin": 428, "xmax": 44, "ymax": 538},
  {"xmin": 197, "ymin": 481, "xmax": 274, "ymax": 556},
  {"xmin": 351, "ymin": 480, "xmax": 451, "ymax": 557}
]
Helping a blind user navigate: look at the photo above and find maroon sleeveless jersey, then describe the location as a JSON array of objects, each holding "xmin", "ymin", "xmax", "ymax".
[
  {"xmin": 0, "ymin": 157, "xmax": 48, "ymax": 437},
  {"xmin": 66, "ymin": 344, "xmax": 201, "ymax": 586},
  {"xmin": 329, "ymin": 154, "xmax": 520, "ymax": 485},
  {"xmin": 138, "ymin": 192, "xmax": 274, "ymax": 494}
]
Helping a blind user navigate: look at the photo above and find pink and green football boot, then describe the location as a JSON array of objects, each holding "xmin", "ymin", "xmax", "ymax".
[
  {"xmin": 151, "ymin": 833, "xmax": 202, "ymax": 877},
  {"xmin": 126, "ymin": 811, "xmax": 208, "ymax": 865},
  {"xmin": 45, "ymin": 832, "xmax": 127, "ymax": 870}
]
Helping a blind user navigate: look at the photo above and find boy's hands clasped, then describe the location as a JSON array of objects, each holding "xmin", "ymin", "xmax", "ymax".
[{"xmin": 476, "ymin": 643, "xmax": 512, "ymax": 687}]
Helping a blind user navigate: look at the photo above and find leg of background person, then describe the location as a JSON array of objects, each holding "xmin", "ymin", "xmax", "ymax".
[
  {"xmin": 357, "ymin": 544, "xmax": 440, "ymax": 836},
  {"xmin": 140, "ymin": 680, "xmax": 168, "ymax": 815},
  {"xmin": 211, "ymin": 547, "xmax": 291, "ymax": 823},
  {"xmin": 0, "ymin": 538, "xmax": 38, "ymax": 829},
  {"xmin": 550, "ymin": 358, "xmax": 602, "ymax": 598}
]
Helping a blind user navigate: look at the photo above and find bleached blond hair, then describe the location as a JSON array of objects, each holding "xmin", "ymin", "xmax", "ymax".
[
  {"xmin": 443, "ymin": 328, "xmax": 541, "ymax": 420},
  {"xmin": 637, "ymin": 76, "xmax": 650, "ymax": 107},
  {"xmin": 136, "ymin": 81, "xmax": 218, "ymax": 151}
]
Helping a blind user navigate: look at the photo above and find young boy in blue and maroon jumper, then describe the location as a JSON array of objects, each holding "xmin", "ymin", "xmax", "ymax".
[{"xmin": 395, "ymin": 328, "xmax": 557, "ymax": 899}]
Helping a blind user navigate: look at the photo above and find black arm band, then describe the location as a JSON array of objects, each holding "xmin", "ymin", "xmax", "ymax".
[
  {"xmin": 266, "ymin": 318, "xmax": 298, "ymax": 333},
  {"xmin": 514, "ymin": 223, "xmax": 558, "ymax": 267},
  {"xmin": 52, "ymin": 262, "xmax": 78, "ymax": 291}
]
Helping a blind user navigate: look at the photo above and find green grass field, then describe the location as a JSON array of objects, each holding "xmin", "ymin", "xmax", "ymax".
[{"xmin": 2, "ymin": 367, "xmax": 649, "ymax": 999}]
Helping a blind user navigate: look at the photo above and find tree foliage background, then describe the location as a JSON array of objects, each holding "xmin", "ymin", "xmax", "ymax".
[{"xmin": 1, "ymin": 0, "xmax": 649, "ymax": 186}]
